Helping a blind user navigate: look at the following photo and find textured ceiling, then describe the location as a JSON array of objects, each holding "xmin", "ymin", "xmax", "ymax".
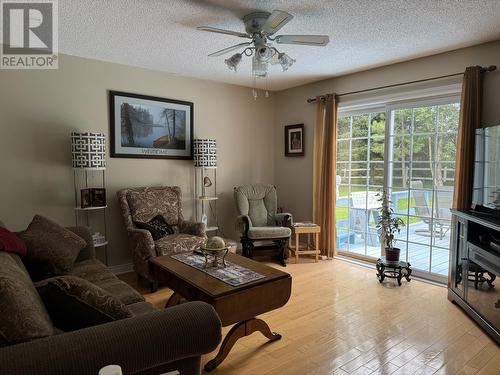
[{"xmin": 59, "ymin": 0, "xmax": 500, "ymax": 91}]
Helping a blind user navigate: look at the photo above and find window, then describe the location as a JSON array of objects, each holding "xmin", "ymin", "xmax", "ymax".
[{"xmin": 336, "ymin": 97, "xmax": 460, "ymax": 279}]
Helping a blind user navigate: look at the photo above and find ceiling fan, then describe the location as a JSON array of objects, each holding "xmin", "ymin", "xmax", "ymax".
[{"xmin": 198, "ymin": 10, "xmax": 329, "ymax": 78}]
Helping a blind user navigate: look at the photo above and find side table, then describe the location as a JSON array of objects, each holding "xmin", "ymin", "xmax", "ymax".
[
  {"xmin": 288, "ymin": 224, "xmax": 321, "ymax": 263},
  {"xmin": 376, "ymin": 257, "xmax": 412, "ymax": 286}
]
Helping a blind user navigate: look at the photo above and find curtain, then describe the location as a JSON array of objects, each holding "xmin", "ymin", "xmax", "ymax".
[
  {"xmin": 453, "ymin": 66, "xmax": 483, "ymax": 210},
  {"xmin": 313, "ymin": 94, "xmax": 338, "ymax": 258}
]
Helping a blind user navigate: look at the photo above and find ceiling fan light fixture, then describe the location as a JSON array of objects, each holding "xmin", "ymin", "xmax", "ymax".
[
  {"xmin": 255, "ymin": 45, "xmax": 273, "ymax": 62},
  {"xmin": 199, "ymin": 10, "xmax": 329, "ymax": 83},
  {"xmin": 278, "ymin": 52, "xmax": 295, "ymax": 72},
  {"xmin": 252, "ymin": 54, "xmax": 268, "ymax": 78},
  {"xmin": 224, "ymin": 53, "xmax": 242, "ymax": 72}
]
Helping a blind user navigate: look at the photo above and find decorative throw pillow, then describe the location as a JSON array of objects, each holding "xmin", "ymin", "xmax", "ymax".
[
  {"xmin": 36, "ymin": 276, "xmax": 133, "ymax": 332},
  {"xmin": 0, "ymin": 252, "xmax": 55, "ymax": 346},
  {"xmin": 19, "ymin": 215, "xmax": 86, "ymax": 281},
  {"xmin": 134, "ymin": 215, "xmax": 176, "ymax": 241},
  {"xmin": 0, "ymin": 227, "xmax": 27, "ymax": 256}
]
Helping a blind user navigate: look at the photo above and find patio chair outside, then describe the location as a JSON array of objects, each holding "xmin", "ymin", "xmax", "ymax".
[
  {"xmin": 411, "ymin": 180, "xmax": 452, "ymax": 239},
  {"xmin": 410, "ymin": 180, "xmax": 433, "ymax": 236},
  {"xmin": 435, "ymin": 187, "xmax": 453, "ymax": 239}
]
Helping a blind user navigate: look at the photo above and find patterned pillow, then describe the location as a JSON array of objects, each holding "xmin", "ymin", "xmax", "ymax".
[
  {"xmin": 36, "ymin": 276, "xmax": 133, "ymax": 332},
  {"xmin": 19, "ymin": 215, "xmax": 86, "ymax": 281},
  {"xmin": 0, "ymin": 252, "xmax": 55, "ymax": 346},
  {"xmin": 134, "ymin": 215, "xmax": 176, "ymax": 241}
]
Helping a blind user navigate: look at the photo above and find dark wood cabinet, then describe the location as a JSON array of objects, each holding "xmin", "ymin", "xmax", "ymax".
[
  {"xmin": 448, "ymin": 210, "xmax": 500, "ymax": 344},
  {"xmin": 450, "ymin": 215, "xmax": 467, "ymax": 299}
]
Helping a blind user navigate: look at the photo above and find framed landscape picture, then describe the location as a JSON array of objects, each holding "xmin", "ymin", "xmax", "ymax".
[
  {"xmin": 285, "ymin": 124, "xmax": 304, "ymax": 157},
  {"xmin": 109, "ymin": 91, "xmax": 193, "ymax": 159}
]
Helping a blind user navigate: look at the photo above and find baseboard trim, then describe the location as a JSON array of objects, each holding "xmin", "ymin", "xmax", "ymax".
[{"xmin": 109, "ymin": 263, "xmax": 133, "ymax": 275}]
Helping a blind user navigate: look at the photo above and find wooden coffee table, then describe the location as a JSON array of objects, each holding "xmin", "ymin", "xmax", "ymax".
[{"xmin": 149, "ymin": 252, "xmax": 292, "ymax": 372}]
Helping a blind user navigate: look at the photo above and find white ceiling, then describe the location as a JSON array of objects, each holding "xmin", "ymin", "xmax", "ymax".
[{"xmin": 59, "ymin": 0, "xmax": 500, "ymax": 91}]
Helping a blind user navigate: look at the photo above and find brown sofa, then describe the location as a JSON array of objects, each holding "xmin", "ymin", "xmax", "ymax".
[
  {"xmin": 0, "ymin": 223, "xmax": 221, "ymax": 375},
  {"xmin": 117, "ymin": 186, "xmax": 206, "ymax": 291}
]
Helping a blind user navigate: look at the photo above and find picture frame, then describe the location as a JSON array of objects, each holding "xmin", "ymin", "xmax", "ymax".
[
  {"xmin": 109, "ymin": 91, "xmax": 194, "ymax": 159},
  {"xmin": 90, "ymin": 188, "xmax": 107, "ymax": 207},
  {"xmin": 80, "ymin": 189, "xmax": 91, "ymax": 208},
  {"xmin": 285, "ymin": 124, "xmax": 304, "ymax": 157}
]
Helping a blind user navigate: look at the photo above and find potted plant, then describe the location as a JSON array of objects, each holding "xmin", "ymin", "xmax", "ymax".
[{"xmin": 376, "ymin": 189, "xmax": 405, "ymax": 263}]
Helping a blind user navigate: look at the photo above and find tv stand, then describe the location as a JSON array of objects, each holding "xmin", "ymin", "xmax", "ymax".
[
  {"xmin": 469, "ymin": 208, "xmax": 500, "ymax": 220},
  {"xmin": 449, "ymin": 209, "xmax": 500, "ymax": 344}
]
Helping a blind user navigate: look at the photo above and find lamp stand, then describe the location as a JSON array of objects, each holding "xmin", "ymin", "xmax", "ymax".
[{"xmin": 195, "ymin": 167, "xmax": 218, "ymax": 235}]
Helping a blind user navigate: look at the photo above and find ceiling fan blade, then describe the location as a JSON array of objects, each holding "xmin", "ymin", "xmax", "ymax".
[
  {"xmin": 208, "ymin": 42, "xmax": 251, "ymax": 57},
  {"xmin": 197, "ymin": 26, "xmax": 251, "ymax": 39},
  {"xmin": 261, "ymin": 10, "xmax": 293, "ymax": 35},
  {"xmin": 275, "ymin": 35, "xmax": 330, "ymax": 46}
]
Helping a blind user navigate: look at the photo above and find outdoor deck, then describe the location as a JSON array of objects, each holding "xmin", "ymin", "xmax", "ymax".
[{"xmin": 338, "ymin": 220, "xmax": 451, "ymax": 276}]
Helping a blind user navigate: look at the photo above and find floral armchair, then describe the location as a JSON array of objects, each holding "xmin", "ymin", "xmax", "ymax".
[
  {"xmin": 234, "ymin": 184, "xmax": 292, "ymax": 266},
  {"xmin": 117, "ymin": 186, "xmax": 206, "ymax": 291}
]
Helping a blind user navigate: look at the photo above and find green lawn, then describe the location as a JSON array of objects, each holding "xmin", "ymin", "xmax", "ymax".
[
  {"xmin": 335, "ymin": 194, "xmax": 422, "ymax": 225},
  {"xmin": 338, "ymin": 185, "xmax": 367, "ymax": 197},
  {"xmin": 336, "ymin": 206, "xmax": 349, "ymax": 221}
]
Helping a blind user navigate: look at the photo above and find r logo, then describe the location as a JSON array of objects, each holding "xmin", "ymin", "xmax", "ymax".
[{"xmin": 9, "ymin": 8, "xmax": 48, "ymax": 49}]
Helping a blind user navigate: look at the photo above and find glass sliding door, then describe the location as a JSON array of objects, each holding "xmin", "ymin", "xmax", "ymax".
[
  {"xmin": 336, "ymin": 110, "xmax": 385, "ymax": 258},
  {"xmin": 335, "ymin": 98, "xmax": 460, "ymax": 278},
  {"xmin": 387, "ymin": 100, "xmax": 460, "ymax": 276}
]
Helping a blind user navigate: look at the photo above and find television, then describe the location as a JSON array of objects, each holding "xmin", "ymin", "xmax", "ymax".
[{"xmin": 472, "ymin": 125, "xmax": 500, "ymax": 212}]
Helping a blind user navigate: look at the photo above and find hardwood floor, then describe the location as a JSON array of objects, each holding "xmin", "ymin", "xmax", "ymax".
[{"xmin": 120, "ymin": 258, "xmax": 500, "ymax": 374}]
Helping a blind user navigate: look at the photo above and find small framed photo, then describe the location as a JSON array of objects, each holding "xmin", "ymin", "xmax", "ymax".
[
  {"xmin": 90, "ymin": 188, "xmax": 107, "ymax": 207},
  {"xmin": 80, "ymin": 189, "xmax": 91, "ymax": 208},
  {"xmin": 285, "ymin": 124, "xmax": 304, "ymax": 157}
]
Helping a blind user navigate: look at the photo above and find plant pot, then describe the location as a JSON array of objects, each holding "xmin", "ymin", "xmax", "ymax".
[{"xmin": 385, "ymin": 247, "xmax": 401, "ymax": 263}]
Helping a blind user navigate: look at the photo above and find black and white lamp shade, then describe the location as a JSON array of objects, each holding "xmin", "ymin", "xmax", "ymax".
[
  {"xmin": 193, "ymin": 139, "xmax": 217, "ymax": 168},
  {"xmin": 71, "ymin": 132, "xmax": 106, "ymax": 169}
]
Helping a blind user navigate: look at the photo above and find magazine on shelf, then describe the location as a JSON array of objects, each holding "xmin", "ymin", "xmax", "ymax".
[{"xmin": 293, "ymin": 222, "xmax": 318, "ymax": 227}]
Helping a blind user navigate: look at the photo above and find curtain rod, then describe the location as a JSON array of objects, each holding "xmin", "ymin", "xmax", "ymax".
[{"xmin": 306, "ymin": 65, "xmax": 497, "ymax": 103}]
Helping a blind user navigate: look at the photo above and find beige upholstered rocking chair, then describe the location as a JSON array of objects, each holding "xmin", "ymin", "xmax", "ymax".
[{"xmin": 234, "ymin": 184, "xmax": 292, "ymax": 266}]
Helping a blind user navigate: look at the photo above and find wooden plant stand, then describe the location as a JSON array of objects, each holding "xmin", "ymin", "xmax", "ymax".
[{"xmin": 376, "ymin": 257, "xmax": 412, "ymax": 286}]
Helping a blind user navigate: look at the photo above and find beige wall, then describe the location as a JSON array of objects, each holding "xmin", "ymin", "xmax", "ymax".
[
  {"xmin": 0, "ymin": 54, "xmax": 275, "ymax": 266},
  {"xmin": 274, "ymin": 40, "xmax": 500, "ymax": 222}
]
